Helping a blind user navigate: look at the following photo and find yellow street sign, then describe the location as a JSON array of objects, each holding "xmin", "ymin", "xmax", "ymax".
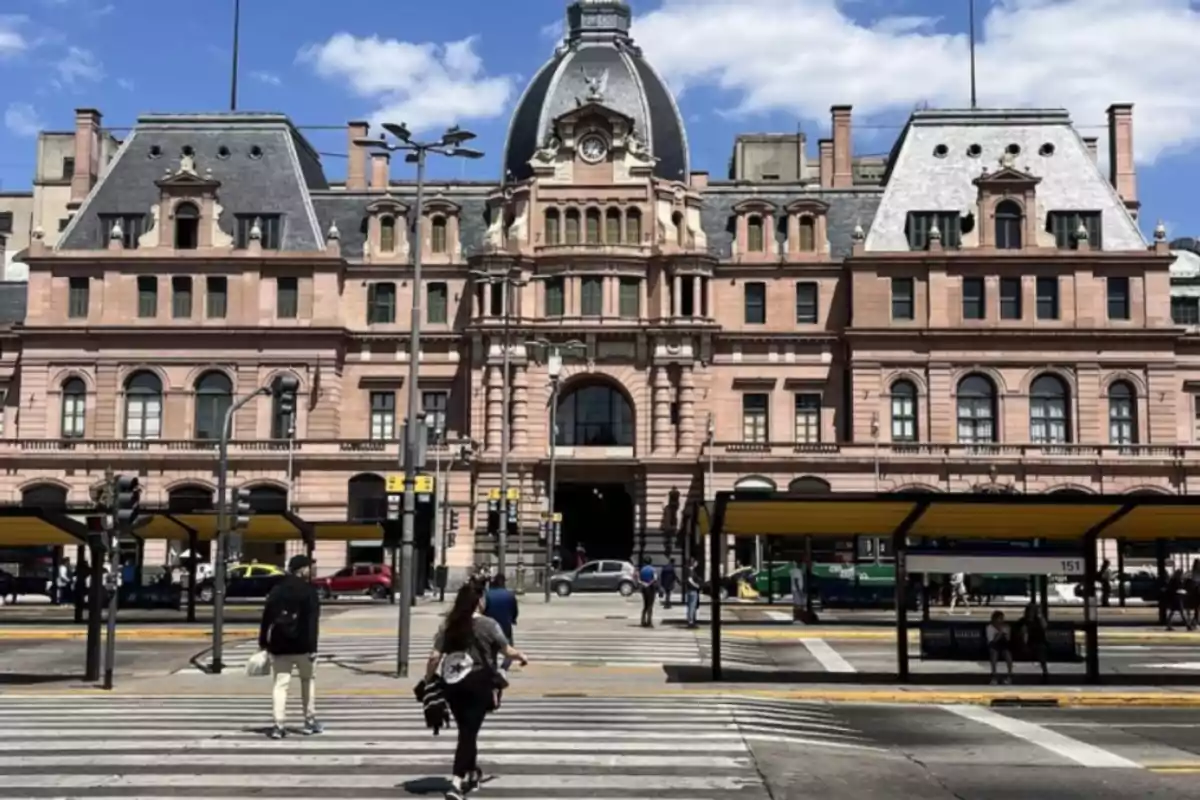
[
  {"xmin": 540, "ymin": 512, "xmax": 563, "ymax": 523},
  {"xmin": 552, "ymin": 512, "xmax": 562, "ymax": 523},
  {"xmin": 506, "ymin": 488, "xmax": 520, "ymax": 500},
  {"xmin": 488, "ymin": 488, "xmax": 501, "ymax": 501},
  {"xmin": 414, "ymin": 475, "xmax": 434, "ymax": 494},
  {"xmin": 386, "ymin": 474, "xmax": 405, "ymax": 493}
]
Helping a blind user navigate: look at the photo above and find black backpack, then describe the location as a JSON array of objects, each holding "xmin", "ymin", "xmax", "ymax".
[{"xmin": 268, "ymin": 602, "xmax": 302, "ymax": 648}]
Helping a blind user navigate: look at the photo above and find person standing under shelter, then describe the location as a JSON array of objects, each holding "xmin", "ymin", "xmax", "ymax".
[{"xmin": 259, "ymin": 555, "xmax": 323, "ymax": 739}]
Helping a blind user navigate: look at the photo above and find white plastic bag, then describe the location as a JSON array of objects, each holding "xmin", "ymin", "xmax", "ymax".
[{"xmin": 245, "ymin": 649, "xmax": 272, "ymax": 677}]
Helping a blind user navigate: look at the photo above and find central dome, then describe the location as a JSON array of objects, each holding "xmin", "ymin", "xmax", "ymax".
[{"xmin": 502, "ymin": 0, "xmax": 689, "ymax": 183}]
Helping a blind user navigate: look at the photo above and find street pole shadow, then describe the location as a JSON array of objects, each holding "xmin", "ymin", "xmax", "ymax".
[{"xmin": 0, "ymin": 672, "xmax": 84, "ymax": 685}]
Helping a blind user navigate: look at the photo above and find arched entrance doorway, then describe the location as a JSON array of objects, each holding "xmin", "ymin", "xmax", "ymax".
[
  {"xmin": 240, "ymin": 485, "xmax": 289, "ymax": 566},
  {"xmin": 555, "ymin": 381, "xmax": 634, "ymax": 449},
  {"xmin": 555, "ymin": 483, "xmax": 635, "ymax": 565},
  {"xmin": 347, "ymin": 474, "xmax": 387, "ymax": 565}
]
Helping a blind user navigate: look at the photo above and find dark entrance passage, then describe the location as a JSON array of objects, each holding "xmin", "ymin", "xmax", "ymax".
[{"xmin": 556, "ymin": 483, "xmax": 634, "ymax": 563}]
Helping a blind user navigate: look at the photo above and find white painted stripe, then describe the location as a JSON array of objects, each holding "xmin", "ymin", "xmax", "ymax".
[
  {"xmin": 0, "ymin": 728, "xmax": 753, "ymax": 740},
  {"xmin": 764, "ymin": 610, "xmax": 793, "ymax": 622},
  {"xmin": 0, "ymin": 739, "xmax": 749, "ymax": 753},
  {"xmin": 0, "ymin": 774, "xmax": 760, "ymax": 790},
  {"xmin": 740, "ymin": 733, "xmax": 887, "ymax": 752},
  {"xmin": 943, "ymin": 705, "xmax": 1142, "ymax": 769},
  {"xmin": 0, "ymin": 753, "xmax": 754, "ymax": 769},
  {"xmin": 801, "ymin": 638, "xmax": 857, "ymax": 673}
]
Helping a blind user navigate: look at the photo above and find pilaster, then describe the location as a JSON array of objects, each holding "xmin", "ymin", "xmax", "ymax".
[
  {"xmin": 652, "ymin": 366, "xmax": 671, "ymax": 453},
  {"xmin": 679, "ymin": 367, "xmax": 696, "ymax": 451},
  {"xmin": 485, "ymin": 365, "xmax": 502, "ymax": 451},
  {"xmin": 511, "ymin": 366, "xmax": 529, "ymax": 449}
]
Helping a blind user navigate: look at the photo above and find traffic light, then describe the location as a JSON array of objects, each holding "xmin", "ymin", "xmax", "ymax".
[
  {"xmin": 114, "ymin": 475, "xmax": 140, "ymax": 530},
  {"xmin": 232, "ymin": 487, "xmax": 253, "ymax": 532},
  {"xmin": 448, "ymin": 510, "xmax": 460, "ymax": 549},
  {"xmin": 506, "ymin": 497, "xmax": 519, "ymax": 540},
  {"xmin": 486, "ymin": 491, "xmax": 500, "ymax": 537}
]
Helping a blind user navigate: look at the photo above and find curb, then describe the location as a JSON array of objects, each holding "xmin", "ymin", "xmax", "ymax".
[{"xmin": 0, "ymin": 628, "xmax": 258, "ymax": 641}]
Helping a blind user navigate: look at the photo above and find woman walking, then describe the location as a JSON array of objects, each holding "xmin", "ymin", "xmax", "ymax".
[{"xmin": 427, "ymin": 583, "xmax": 528, "ymax": 800}]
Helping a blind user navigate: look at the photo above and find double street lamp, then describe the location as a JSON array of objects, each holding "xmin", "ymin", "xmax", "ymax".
[{"xmin": 355, "ymin": 123, "xmax": 483, "ymax": 679}]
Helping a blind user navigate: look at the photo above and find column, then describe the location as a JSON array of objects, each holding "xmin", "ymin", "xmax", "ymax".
[
  {"xmin": 485, "ymin": 364, "xmax": 503, "ymax": 451},
  {"xmin": 679, "ymin": 367, "xmax": 696, "ymax": 450},
  {"xmin": 691, "ymin": 278, "xmax": 700, "ymax": 320},
  {"xmin": 511, "ymin": 365, "xmax": 529, "ymax": 448},
  {"xmin": 652, "ymin": 366, "xmax": 672, "ymax": 453},
  {"xmin": 672, "ymin": 275, "xmax": 682, "ymax": 317}
]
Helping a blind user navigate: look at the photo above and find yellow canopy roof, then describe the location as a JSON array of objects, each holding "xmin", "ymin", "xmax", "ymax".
[
  {"xmin": 312, "ymin": 522, "xmax": 384, "ymax": 542},
  {"xmin": 0, "ymin": 508, "xmax": 88, "ymax": 546}
]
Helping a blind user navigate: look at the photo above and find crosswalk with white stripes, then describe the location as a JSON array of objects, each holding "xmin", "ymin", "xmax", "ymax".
[{"xmin": 0, "ymin": 693, "xmax": 879, "ymax": 799}]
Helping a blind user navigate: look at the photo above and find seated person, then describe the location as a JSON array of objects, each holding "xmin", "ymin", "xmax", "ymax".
[{"xmin": 986, "ymin": 610, "xmax": 1014, "ymax": 685}]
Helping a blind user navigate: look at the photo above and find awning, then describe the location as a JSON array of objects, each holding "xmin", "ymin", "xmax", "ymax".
[
  {"xmin": 0, "ymin": 507, "xmax": 89, "ymax": 546},
  {"xmin": 313, "ymin": 522, "xmax": 384, "ymax": 542},
  {"xmin": 127, "ymin": 511, "xmax": 312, "ymax": 545}
]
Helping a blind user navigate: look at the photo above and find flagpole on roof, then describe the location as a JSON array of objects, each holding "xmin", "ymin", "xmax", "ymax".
[
  {"xmin": 230, "ymin": 0, "xmax": 241, "ymax": 112},
  {"xmin": 969, "ymin": 0, "xmax": 978, "ymax": 109}
]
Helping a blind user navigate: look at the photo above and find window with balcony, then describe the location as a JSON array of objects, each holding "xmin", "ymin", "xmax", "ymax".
[
  {"xmin": 545, "ymin": 277, "xmax": 564, "ymax": 317},
  {"xmin": 890, "ymin": 380, "xmax": 917, "ymax": 442},
  {"xmin": 1030, "ymin": 374, "xmax": 1070, "ymax": 444},
  {"xmin": 369, "ymin": 391, "xmax": 395, "ymax": 440},
  {"xmin": 1172, "ymin": 296, "xmax": 1200, "ymax": 325},
  {"xmin": 564, "ymin": 210, "xmax": 580, "ymax": 244},
  {"xmin": 798, "ymin": 216, "xmax": 816, "ymax": 252},
  {"xmin": 137, "ymin": 276, "xmax": 158, "ymax": 318},
  {"xmin": 431, "ymin": 216, "xmax": 448, "ymax": 253},
  {"xmin": 606, "ymin": 208, "xmax": 621, "ymax": 243},
  {"xmin": 206, "ymin": 276, "xmax": 228, "ymax": 319},
  {"xmin": 544, "ymin": 209, "xmax": 560, "ymax": 245},
  {"xmin": 625, "ymin": 208, "xmax": 642, "ymax": 245},
  {"xmin": 172, "ymin": 276, "xmax": 193, "ymax": 319},
  {"xmin": 380, "ymin": 216, "xmax": 396, "ymax": 253},
  {"xmin": 747, "ymin": 216, "xmax": 765, "ymax": 252},
  {"xmin": 423, "ymin": 390, "xmax": 449, "ymax": 444},
  {"xmin": 234, "ymin": 214, "xmax": 282, "ymax": 250},
  {"xmin": 193, "ymin": 371, "xmax": 232, "ymax": 441},
  {"xmin": 1048, "ymin": 211, "xmax": 1102, "ymax": 250},
  {"xmin": 1107, "ymin": 276, "xmax": 1130, "ymax": 320},
  {"xmin": 891, "ymin": 277, "xmax": 914, "ymax": 321},
  {"xmin": 174, "ymin": 202, "xmax": 200, "ymax": 250},
  {"xmin": 61, "ymin": 378, "xmax": 86, "ymax": 439},
  {"xmin": 270, "ymin": 375, "xmax": 298, "ymax": 439},
  {"xmin": 795, "ymin": 281, "xmax": 818, "ymax": 324},
  {"xmin": 742, "ymin": 393, "xmax": 769, "ymax": 444},
  {"xmin": 68, "ymin": 276, "xmax": 89, "ymax": 319},
  {"xmin": 1036, "ymin": 276, "xmax": 1059, "ymax": 320},
  {"xmin": 619, "ymin": 278, "xmax": 640, "ymax": 319},
  {"xmin": 794, "ymin": 393, "xmax": 820, "ymax": 444},
  {"xmin": 367, "ymin": 282, "xmax": 396, "ymax": 324},
  {"xmin": 124, "ymin": 371, "xmax": 163, "ymax": 441},
  {"xmin": 581, "ymin": 277, "xmax": 603, "ymax": 317},
  {"xmin": 585, "ymin": 208, "xmax": 601, "ymax": 244},
  {"xmin": 956, "ymin": 374, "xmax": 996, "ymax": 444},
  {"xmin": 1000, "ymin": 277, "xmax": 1022, "ymax": 319},
  {"xmin": 427, "ymin": 282, "xmax": 448, "ymax": 324},
  {"xmin": 906, "ymin": 211, "xmax": 961, "ymax": 250},
  {"xmin": 962, "ymin": 276, "xmax": 985, "ymax": 320},
  {"xmin": 994, "ymin": 200, "xmax": 1023, "ymax": 249},
  {"xmin": 276, "ymin": 276, "xmax": 298, "ymax": 319},
  {"xmin": 744, "ymin": 282, "xmax": 766, "ymax": 324},
  {"xmin": 1108, "ymin": 381, "xmax": 1136, "ymax": 446}
]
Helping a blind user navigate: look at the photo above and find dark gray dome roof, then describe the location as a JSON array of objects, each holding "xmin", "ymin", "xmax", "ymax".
[{"xmin": 503, "ymin": 0, "xmax": 689, "ymax": 183}]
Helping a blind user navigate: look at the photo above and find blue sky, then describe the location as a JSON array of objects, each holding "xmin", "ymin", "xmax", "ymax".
[{"xmin": 2, "ymin": 0, "xmax": 1198, "ymax": 238}]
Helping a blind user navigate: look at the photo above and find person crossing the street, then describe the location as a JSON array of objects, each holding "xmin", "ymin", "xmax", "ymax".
[
  {"xmin": 639, "ymin": 558, "xmax": 659, "ymax": 628},
  {"xmin": 259, "ymin": 554, "xmax": 323, "ymax": 739}
]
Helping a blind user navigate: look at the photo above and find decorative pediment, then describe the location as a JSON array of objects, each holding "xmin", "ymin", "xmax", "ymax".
[
  {"xmin": 556, "ymin": 101, "xmax": 634, "ymax": 129},
  {"xmin": 422, "ymin": 198, "xmax": 461, "ymax": 216},
  {"xmin": 972, "ymin": 163, "xmax": 1041, "ymax": 190},
  {"xmin": 785, "ymin": 197, "xmax": 830, "ymax": 215},
  {"xmin": 155, "ymin": 169, "xmax": 220, "ymax": 191},
  {"xmin": 732, "ymin": 198, "xmax": 779, "ymax": 214},
  {"xmin": 366, "ymin": 197, "xmax": 408, "ymax": 215}
]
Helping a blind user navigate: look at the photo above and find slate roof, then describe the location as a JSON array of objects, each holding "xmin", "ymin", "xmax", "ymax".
[
  {"xmin": 866, "ymin": 108, "xmax": 1145, "ymax": 252},
  {"xmin": 58, "ymin": 113, "xmax": 327, "ymax": 252},
  {"xmin": 0, "ymin": 282, "xmax": 28, "ymax": 324}
]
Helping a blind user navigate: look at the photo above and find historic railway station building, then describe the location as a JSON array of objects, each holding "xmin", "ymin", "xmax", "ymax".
[{"xmin": 0, "ymin": 0, "xmax": 1192, "ymax": 581}]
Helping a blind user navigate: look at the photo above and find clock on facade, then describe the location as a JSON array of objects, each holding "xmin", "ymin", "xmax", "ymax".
[{"xmin": 578, "ymin": 134, "xmax": 608, "ymax": 164}]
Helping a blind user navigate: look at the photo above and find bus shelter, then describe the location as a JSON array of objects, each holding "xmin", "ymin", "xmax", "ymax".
[{"xmin": 701, "ymin": 490, "xmax": 1200, "ymax": 684}]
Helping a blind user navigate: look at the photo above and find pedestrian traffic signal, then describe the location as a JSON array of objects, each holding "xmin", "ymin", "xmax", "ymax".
[
  {"xmin": 506, "ymin": 498, "xmax": 519, "ymax": 539},
  {"xmin": 486, "ymin": 493, "xmax": 500, "ymax": 537},
  {"xmin": 232, "ymin": 487, "xmax": 253, "ymax": 532},
  {"xmin": 113, "ymin": 475, "xmax": 140, "ymax": 529}
]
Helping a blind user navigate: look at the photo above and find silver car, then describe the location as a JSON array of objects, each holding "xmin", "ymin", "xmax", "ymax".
[{"xmin": 549, "ymin": 560, "xmax": 637, "ymax": 597}]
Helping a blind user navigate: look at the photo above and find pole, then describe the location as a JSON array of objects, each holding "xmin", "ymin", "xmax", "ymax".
[
  {"xmin": 968, "ymin": 0, "xmax": 978, "ymax": 110},
  {"xmin": 85, "ymin": 543, "xmax": 103, "ymax": 681},
  {"xmin": 439, "ymin": 450, "xmax": 450, "ymax": 603},
  {"xmin": 102, "ymin": 474, "xmax": 119, "ymax": 690},
  {"xmin": 229, "ymin": 0, "xmax": 241, "ymax": 112},
  {"xmin": 544, "ymin": 375, "xmax": 559, "ymax": 603},
  {"xmin": 397, "ymin": 146, "xmax": 427, "ymax": 679},
  {"xmin": 498, "ymin": 277, "xmax": 512, "ymax": 578},
  {"xmin": 433, "ymin": 435, "xmax": 442, "ymax": 597}
]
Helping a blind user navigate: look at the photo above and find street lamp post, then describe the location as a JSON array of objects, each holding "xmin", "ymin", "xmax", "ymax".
[
  {"xmin": 526, "ymin": 338, "xmax": 586, "ymax": 603},
  {"xmin": 356, "ymin": 124, "xmax": 483, "ymax": 679},
  {"xmin": 212, "ymin": 374, "xmax": 299, "ymax": 675}
]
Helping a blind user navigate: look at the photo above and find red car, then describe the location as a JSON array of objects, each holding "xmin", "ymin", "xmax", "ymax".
[{"xmin": 313, "ymin": 563, "xmax": 393, "ymax": 600}]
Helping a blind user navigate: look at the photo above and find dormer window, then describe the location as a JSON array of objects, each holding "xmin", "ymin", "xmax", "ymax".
[
  {"xmin": 174, "ymin": 202, "xmax": 200, "ymax": 250},
  {"xmin": 380, "ymin": 216, "xmax": 396, "ymax": 253},
  {"xmin": 1048, "ymin": 211, "xmax": 1102, "ymax": 250},
  {"xmin": 234, "ymin": 214, "xmax": 282, "ymax": 250},
  {"xmin": 994, "ymin": 200, "xmax": 1023, "ymax": 249},
  {"xmin": 545, "ymin": 209, "xmax": 561, "ymax": 245},
  {"xmin": 906, "ymin": 211, "xmax": 961, "ymax": 250},
  {"xmin": 430, "ymin": 216, "xmax": 447, "ymax": 254},
  {"xmin": 747, "ymin": 216, "xmax": 765, "ymax": 252},
  {"xmin": 798, "ymin": 216, "xmax": 816, "ymax": 251}
]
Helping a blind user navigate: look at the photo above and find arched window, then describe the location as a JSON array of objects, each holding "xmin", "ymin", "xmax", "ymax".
[
  {"xmin": 124, "ymin": 370, "xmax": 163, "ymax": 440},
  {"xmin": 564, "ymin": 209, "xmax": 580, "ymax": 245},
  {"xmin": 956, "ymin": 374, "xmax": 997, "ymax": 444},
  {"xmin": 556, "ymin": 383, "xmax": 633, "ymax": 447},
  {"xmin": 585, "ymin": 208, "xmax": 601, "ymax": 244},
  {"xmin": 1108, "ymin": 380, "xmax": 1136, "ymax": 445},
  {"xmin": 544, "ymin": 209, "xmax": 560, "ymax": 245},
  {"xmin": 271, "ymin": 374, "xmax": 299, "ymax": 439},
  {"xmin": 672, "ymin": 211, "xmax": 686, "ymax": 246},
  {"xmin": 174, "ymin": 202, "xmax": 200, "ymax": 250},
  {"xmin": 61, "ymin": 377, "xmax": 86, "ymax": 439},
  {"xmin": 747, "ymin": 215, "xmax": 765, "ymax": 252},
  {"xmin": 798, "ymin": 216, "xmax": 816, "ymax": 252},
  {"xmin": 193, "ymin": 371, "xmax": 232, "ymax": 441},
  {"xmin": 1030, "ymin": 374, "xmax": 1070, "ymax": 444},
  {"xmin": 994, "ymin": 200, "xmax": 1023, "ymax": 249},
  {"xmin": 22, "ymin": 483, "xmax": 68, "ymax": 511},
  {"xmin": 625, "ymin": 208, "xmax": 642, "ymax": 245},
  {"xmin": 347, "ymin": 473, "xmax": 387, "ymax": 522},
  {"xmin": 890, "ymin": 380, "xmax": 918, "ymax": 442},
  {"xmin": 168, "ymin": 484, "xmax": 214, "ymax": 513},
  {"xmin": 430, "ymin": 216, "xmax": 448, "ymax": 254},
  {"xmin": 380, "ymin": 216, "xmax": 396, "ymax": 253},
  {"xmin": 787, "ymin": 476, "xmax": 830, "ymax": 494},
  {"xmin": 605, "ymin": 208, "xmax": 621, "ymax": 244}
]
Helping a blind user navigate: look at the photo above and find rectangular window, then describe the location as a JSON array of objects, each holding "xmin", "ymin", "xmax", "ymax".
[
  {"xmin": 1048, "ymin": 211, "xmax": 1102, "ymax": 250},
  {"xmin": 795, "ymin": 281, "xmax": 818, "ymax": 324},
  {"xmin": 427, "ymin": 282, "xmax": 448, "ymax": 324},
  {"xmin": 962, "ymin": 277, "xmax": 985, "ymax": 320},
  {"xmin": 137, "ymin": 276, "xmax": 158, "ymax": 318},
  {"xmin": 206, "ymin": 276, "xmax": 228, "ymax": 319},
  {"xmin": 581, "ymin": 277, "xmax": 603, "ymax": 317},
  {"xmin": 99, "ymin": 214, "xmax": 145, "ymax": 249},
  {"xmin": 62, "ymin": 157, "xmax": 75, "ymax": 179},
  {"xmin": 793, "ymin": 393, "xmax": 821, "ymax": 444},
  {"xmin": 1172, "ymin": 296, "xmax": 1200, "ymax": 326},
  {"xmin": 369, "ymin": 391, "xmax": 395, "ymax": 441},
  {"xmin": 422, "ymin": 390, "xmax": 449, "ymax": 444},
  {"xmin": 680, "ymin": 276, "xmax": 696, "ymax": 317},
  {"xmin": 744, "ymin": 282, "xmax": 766, "ymax": 324},
  {"xmin": 276, "ymin": 276, "xmax": 298, "ymax": 319},
  {"xmin": 891, "ymin": 277, "xmax": 914, "ymax": 321},
  {"xmin": 1107, "ymin": 276, "xmax": 1130, "ymax": 320},
  {"xmin": 489, "ymin": 283, "xmax": 505, "ymax": 316},
  {"xmin": 618, "ymin": 278, "xmax": 640, "ymax": 319},
  {"xmin": 1000, "ymin": 277, "xmax": 1022, "ymax": 320},
  {"xmin": 235, "ymin": 214, "xmax": 283, "ymax": 249},
  {"xmin": 68, "ymin": 276, "xmax": 89, "ymax": 319},
  {"xmin": 1036, "ymin": 276, "xmax": 1059, "ymax": 320},
  {"xmin": 171, "ymin": 276, "xmax": 193, "ymax": 319},
  {"xmin": 545, "ymin": 277, "xmax": 564, "ymax": 317},
  {"xmin": 906, "ymin": 211, "xmax": 961, "ymax": 250},
  {"xmin": 741, "ymin": 393, "xmax": 769, "ymax": 444},
  {"xmin": 367, "ymin": 282, "xmax": 396, "ymax": 324}
]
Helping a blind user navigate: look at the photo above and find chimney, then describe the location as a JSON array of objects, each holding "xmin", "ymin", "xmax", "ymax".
[
  {"xmin": 818, "ymin": 138, "xmax": 834, "ymax": 189},
  {"xmin": 1083, "ymin": 136, "xmax": 1099, "ymax": 163},
  {"xmin": 690, "ymin": 171, "xmax": 709, "ymax": 190},
  {"xmin": 1106, "ymin": 103, "xmax": 1138, "ymax": 216},
  {"xmin": 831, "ymin": 105, "xmax": 853, "ymax": 188},
  {"xmin": 69, "ymin": 108, "xmax": 102, "ymax": 207},
  {"xmin": 346, "ymin": 121, "xmax": 369, "ymax": 191},
  {"xmin": 371, "ymin": 151, "xmax": 391, "ymax": 190}
]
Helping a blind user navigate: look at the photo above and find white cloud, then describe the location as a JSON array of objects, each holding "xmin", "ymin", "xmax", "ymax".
[
  {"xmin": 54, "ymin": 46, "xmax": 104, "ymax": 86},
  {"xmin": 299, "ymin": 33, "xmax": 515, "ymax": 133},
  {"xmin": 250, "ymin": 70, "xmax": 282, "ymax": 86},
  {"xmin": 540, "ymin": 19, "xmax": 565, "ymax": 41},
  {"xmin": 116, "ymin": 77, "xmax": 133, "ymax": 91},
  {"xmin": 0, "ymin": 15, "xmax": 29, "ymax": 58},
  {"xmin": 633, "ymin": 0, "xmax": 1200, "ymax": 164},
  {"xmin": 4, "ymin": 103, "xmax": 44, "ymax": 137}
]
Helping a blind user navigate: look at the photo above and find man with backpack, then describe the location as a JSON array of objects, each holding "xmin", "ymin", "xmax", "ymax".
[{"xmin": 259, "ymin": 555, "xmax": 323, "ymax": 739}]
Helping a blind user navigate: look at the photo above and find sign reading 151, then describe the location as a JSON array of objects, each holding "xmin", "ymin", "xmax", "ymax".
[{"xmin": 1059, "ymin": 559, "xmax": 1084, "ymax": 574}]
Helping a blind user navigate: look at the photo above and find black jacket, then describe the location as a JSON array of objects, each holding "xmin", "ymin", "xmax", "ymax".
[{"xmin": 259, "ymin": 574, "xmax": 321, "ymax": 656}]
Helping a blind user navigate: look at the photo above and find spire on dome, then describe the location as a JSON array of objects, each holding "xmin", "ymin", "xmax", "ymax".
[{"xmin": 566, "ymin": 0, "xmax": 632, "ymax": 44}]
